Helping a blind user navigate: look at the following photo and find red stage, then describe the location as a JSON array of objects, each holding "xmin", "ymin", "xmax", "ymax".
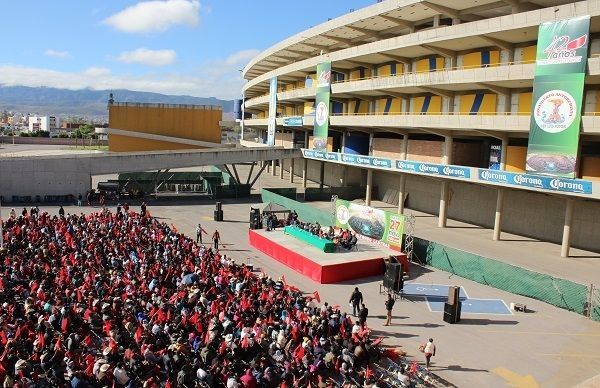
[{"xmin": 249, "ymin": 229, "xmax": 407, "ymax": 284}]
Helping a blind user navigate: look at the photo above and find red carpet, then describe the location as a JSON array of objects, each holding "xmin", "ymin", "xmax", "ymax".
[{"xmin": 249, "ymin": 229, "xmax": 387, "ymax": 284}]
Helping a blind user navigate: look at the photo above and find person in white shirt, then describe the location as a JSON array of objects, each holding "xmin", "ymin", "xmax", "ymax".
[
  {"xmin": 397, "ymin": 366, "xmax": 410, "ymax": 386},
  {"xmin": 424, "ymin": 338, "xmax": 436, "ymax": 369},
  {"xmin": 196, "ymin": 223, "xmax": 205, "ymax": 244}
]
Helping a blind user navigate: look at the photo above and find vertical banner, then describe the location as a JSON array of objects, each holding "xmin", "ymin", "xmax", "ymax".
[
  {"xmin": 526, "ymin": 16, "xmax": 590, "ymax": 178},
  {"xmin": 335, "ymin": 199, "xmax": 405, "ymax": 249},
  {"xmin": 267, "ymin": 76, "xmax": 277, "ymax": 146},
  {"xmin": 312, "ymin": 61, "xmax": 332, "ymax": 150}
]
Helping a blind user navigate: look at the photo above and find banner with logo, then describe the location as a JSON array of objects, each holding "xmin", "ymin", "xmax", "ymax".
[
  {"xmin": 526, "ymin": 16, "xmax": 590, "ymax": 178},
  {"xmin": 312, "ymin": 61, "xmax": 331, "ymax": 150},
  {"xmin": 335, "ymin": 199, "xmax": 405, "ymax": 249},
  {"xmin": 267, "ymin": 76, "xmax": 278, "ymax": 146}
]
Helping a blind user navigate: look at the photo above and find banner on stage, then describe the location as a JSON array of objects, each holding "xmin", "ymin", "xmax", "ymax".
[{"xmin": 335, "ymin": 199, "xmax": 404, "ymax": 249}]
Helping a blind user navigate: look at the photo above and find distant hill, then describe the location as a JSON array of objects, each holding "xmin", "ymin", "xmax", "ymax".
[{"xmin": 0, "ymin": 86, "xmax": 234, "ymax": 120}]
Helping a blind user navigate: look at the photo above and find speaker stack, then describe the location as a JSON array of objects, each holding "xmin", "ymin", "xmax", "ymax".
[
  {"xmin": 383, "ymin": 256, "xmax": 404, "ymax": 291},
  {"xmin": 214, "ymin": 202, "xmax": 224, "ymax": 221},
  {"xmin": 443, "ymin": 286, "xmax": 461, "ymax": 324},
  {"xmin": 249, "ymin": 207, "xmax": 261, "ymax": 229}
]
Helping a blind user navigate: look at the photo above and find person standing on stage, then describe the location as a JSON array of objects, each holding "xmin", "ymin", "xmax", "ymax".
[{"xmin": 349, "ymin": 287, "xmax": 363, "ymax": 317}]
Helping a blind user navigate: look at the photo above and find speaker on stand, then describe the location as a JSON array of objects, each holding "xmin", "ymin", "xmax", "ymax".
[
  {"xmin": 443, "ymin": 286, "xmax": 462, "ymax": 323},
  {"xmin": 214, "ymin": 202, "xmax": 224, "ymax": 221},
  {"xmin": 249, "ymin": 207, "xmax": 261, "ymax": 229}
]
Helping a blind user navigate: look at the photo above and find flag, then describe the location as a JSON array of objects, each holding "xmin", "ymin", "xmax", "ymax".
[
  {"xmin": 241, "ymin": 336, "xmax": 249, "ymax": 349},
  {"xmin": 134, "ymin": 325, "xmax": 143, "ymax": 343},
  {"xmin": 311, "ymin": 291, "xmax": 321, "ymax": 303},
  {"xmin": 365, "ymin": 365, "xmax": 374, "ymax": 379}
]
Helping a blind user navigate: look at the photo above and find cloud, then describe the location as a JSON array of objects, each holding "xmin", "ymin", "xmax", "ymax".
[
  {"xmin": 103, "ymin": 0, "xmax": 200, "ymax": 34},
  {"xmin": 44, "ymin": 49, "xmax": 70, "ymax": 58},
  {"xmin": 224, "ymin": 49, "xmax": 261, "ymax": 66},
  {"xmin": 117, "ymin": 48, "xmax": 176, "ymax": 66},
  {"xmin": 0, "ymin": 50, "xmax": 257, "ymax": 99},
  {"xmin": 83, "ymin": 67, "xmax": 112, "ymax": 76}
]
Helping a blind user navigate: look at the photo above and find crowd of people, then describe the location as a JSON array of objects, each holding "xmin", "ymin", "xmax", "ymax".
[
  {"xmin": 0, "ymin": 206, "xmax": 393, "ymax": 387},
  {"xmin": 290, "ymin": 221, "xmax": 358, "ymax": 251}
]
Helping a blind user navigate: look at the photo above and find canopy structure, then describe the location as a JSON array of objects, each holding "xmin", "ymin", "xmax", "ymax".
[{"xmin": 260, "ymin": 202, "xmax": 291, "ymax": 215}]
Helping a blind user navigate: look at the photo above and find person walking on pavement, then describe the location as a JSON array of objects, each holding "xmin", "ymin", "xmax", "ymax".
[
  {"xmin": 58, "ymin": 206, "xmax": 65, "ymax": 217},
  {"xmin": 349, "ymin": 287, "xmax": 363, "ymax": 317},
  {"xmin": 384, "ymin": 293, "xmax": 395, "ymax": 326},
  {"xmin": 358, "ymin": 303, "xmax": 369, "ymax": 327},
  {"xmin": 77, "ymin": 194, "xmax": 82, "ymax": 207},
  {"xmin": 424, "ymin": 338, "xmax": 436, "ymax": 369},
  {"xmin": 212, "ymin": 230, "xmax": 221, "ymax": 250},
  {"xmin": 196, "ymin": 223, "xmax": 206, "ymax": 244}
]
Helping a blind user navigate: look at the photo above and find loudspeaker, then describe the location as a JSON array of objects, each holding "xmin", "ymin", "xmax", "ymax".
[
  {"xmin": 383, "ymin": 262, "xmax": 403, "ymax": 291},
  {"xmin": 214, "ymin": 210, "xmax": 223, "ymax": 221},
  {"xmin": 249, "ymin": 208, "xmax": 261, "ymax": 229},
  {"xmin": 447, "ymin": 286, "xmax": 460, "ymax": 306},
  {"xmin": 443, "ymin": 301, "xmax": 461, "ymax": 324},
  {"xmin": 216, "ymin": 202, "xmax": 222, "ymax": 211}
]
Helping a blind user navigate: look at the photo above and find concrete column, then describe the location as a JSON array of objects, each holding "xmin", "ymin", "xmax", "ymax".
[
  {"xmin": 442, "ymin": 136, "xmax": 453, "ymax": 164},
  {"xmin": 493, "ymin": 189, "xmax": 505, "ymax": 241},
  {"xmin": 398, "ymin": 174, "xmax": 407, "ymax": 214},
  {"xmin": 561, "ymin": 199, "xmax": 575, "ymax": 258},
  {"xmin": 340, "ymin": 131, "xmax": 348, "ymax": 186},
  {"xmin": 289, "ymin": 159, "xmax": 295, "ymax": 183},
  {"xmin": 500, "ymin": 138, "xmax": 508, "ymax": 170},
  {"xmin": 366, "ymin": 169, "xmax": 373, "ymax": 206},
  {"xmin": 400, "ymin": 134, "xmax": 409, "ymax": 160},
  {"xmin": 368, "ymin": 132, "xmax": 374, "ymax": 156},
  {"xmin": 279, "ymin": 159, "xmax": 284, "ymax": 179},
  {"xmin": 433, "ymin": 14, "xmax": 441, "ymax": 27},
  {"xmin": 319, "ymin": 161, "xmax": 325, "ymax": 189},
  {"xmin": 271, "ymin": 160, "xmax": 276, "ymax": 176},
  {"xmin": 304, "ymin": 130, "xmax": 309, "ymax": 148},
  {"xmin": 302, "ymin": 158, "xmax": 308, "ymax": 188},
  {"xmin": 438, "ymin": 181, "xmax": 449, "ymax": 228}
]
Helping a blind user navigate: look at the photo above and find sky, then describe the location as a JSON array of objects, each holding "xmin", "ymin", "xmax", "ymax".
[{"xmin": 0, "ymin": 0, "xmax": 369, "ymax": 100}]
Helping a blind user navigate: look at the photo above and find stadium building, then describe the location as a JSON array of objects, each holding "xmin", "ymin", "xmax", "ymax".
[{"xmin": 241, "ymin": 0, "xmax": 600, "ymax": 255}]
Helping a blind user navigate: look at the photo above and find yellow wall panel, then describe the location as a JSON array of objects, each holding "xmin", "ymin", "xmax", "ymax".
[
  {"xmin": 522, "ymin": 45, "xmax": 537, "ymax": 63},
  {"xmin": 348, "ymin": 100, "xmax": 368, "ymax": 114},
  {"xmin": 108, "ymin": 134, "xmax": 202, "ymax": 152},
  {"xmin": 460, "ymin": 94, "xmax": 475, "ymax": 114},
  {"xmin": 581, "ymin": 157, "xmax": 600, "ymax": 180},
  {"xmin": 506, "ymin": 146, "xmax": 527, "ymax": 172},
  {"xmin": 411, "ymin": 95, "xmax": 441, "ymax": 114},
  {"xmin": 518, "ymin": 92, "xmax": 533, "ymax": 115},
  {"xmin": 378, "ymin": 64, "xmax": 391, "ymax": 77},
  {"xmin": 349, "ymin": 68, "xmax": 372, "ymax": 80},
  {"xmin": 303, "ymin": 102, "xmax": 314, "ymax": 115},
  {"xmin": 460, "ymin": 93, "xmax": 497, "ymax": 115}
]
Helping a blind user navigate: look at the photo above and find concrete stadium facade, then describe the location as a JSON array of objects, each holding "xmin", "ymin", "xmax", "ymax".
[{"xmin": 241, "ymin": 0, "xmax": 600, "ymax": 255}]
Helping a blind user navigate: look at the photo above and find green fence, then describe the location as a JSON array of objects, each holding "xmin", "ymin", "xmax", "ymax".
[
  {"xmin": 261, "ymin": 189, "xmax": 334, "ymax": 225},
  {"xmin": 413, "ymin": 237, "xmax": 589, "ymax": 315}
]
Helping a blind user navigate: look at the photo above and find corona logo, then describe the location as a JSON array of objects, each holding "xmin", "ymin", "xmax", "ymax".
[{"xmin": 550, "ymin": 178, "xmax": 584, "ymax": 191}]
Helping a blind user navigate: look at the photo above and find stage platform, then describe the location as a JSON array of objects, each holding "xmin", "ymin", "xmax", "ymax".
[{"xmin": 249, "ymin": 229, "xmax": 404, "ymax": 284}]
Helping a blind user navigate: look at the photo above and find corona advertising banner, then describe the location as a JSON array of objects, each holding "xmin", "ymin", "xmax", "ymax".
[
  {"xmin": 267, "ymin": 76, "xmax": 277, "ymax": 146},
  {"xmin": 335, "ymin": 199, "xmax": 405, "ymax": 249},
  {"xmin": 526, "ymin": 16, "xmax": 590, "ymax": 178},
  {"xmin": 312, "ymin": 61, "xmax": 331, "ymax": 150}
]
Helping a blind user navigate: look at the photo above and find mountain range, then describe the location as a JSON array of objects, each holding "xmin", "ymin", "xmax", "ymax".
[{"xmin": 0, "ymin": 86, "xmax": 234, "ymax": 120}]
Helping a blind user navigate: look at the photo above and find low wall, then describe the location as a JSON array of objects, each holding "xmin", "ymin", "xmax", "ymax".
[
  {"xmin": 304, "ymin": 186, "xmax": 375, "ymax": 201},
  {"xmin": 413, "ymin": 237, "xmax": 589, "ymax": 315}
]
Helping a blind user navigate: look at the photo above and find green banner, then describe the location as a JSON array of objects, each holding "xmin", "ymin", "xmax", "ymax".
[
  {"xmin": 526, "ymin": 16, "xmax": 590, "ymax": 178},
  {"xmin": 335, "ymin": 199, "xmax": 404, "ymax": 249},
  {"xmin": 312, "ymin": 61, "xmax": 331, "ymax": 150}
]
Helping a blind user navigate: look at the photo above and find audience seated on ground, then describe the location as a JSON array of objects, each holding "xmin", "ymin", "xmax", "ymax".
[{"xmin": 0, "ymin": 207, "xmax": 386, "ymax": 387}]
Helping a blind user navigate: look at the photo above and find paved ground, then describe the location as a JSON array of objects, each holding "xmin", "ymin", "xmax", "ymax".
[
  {"xmin": 0, "ymin": 143, "xmax": 105, "ymax": 156},
  {"xmin": 35, "ymin": 200, "xmax": 600, "ymax": 388},
  {"xmin": 4, "ymin": 149, "xmax": 600, "ymax": 386}
]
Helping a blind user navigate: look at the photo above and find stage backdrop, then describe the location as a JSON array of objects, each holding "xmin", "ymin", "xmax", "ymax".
[{"xmin": 335, "ymin": 199, "xmax": 405, "ymax": 250}]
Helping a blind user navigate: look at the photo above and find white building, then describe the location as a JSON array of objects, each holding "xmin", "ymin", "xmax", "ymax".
[{"xmin": 28, "ymin": 116, "xmax": 59, "ymax": 132}]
